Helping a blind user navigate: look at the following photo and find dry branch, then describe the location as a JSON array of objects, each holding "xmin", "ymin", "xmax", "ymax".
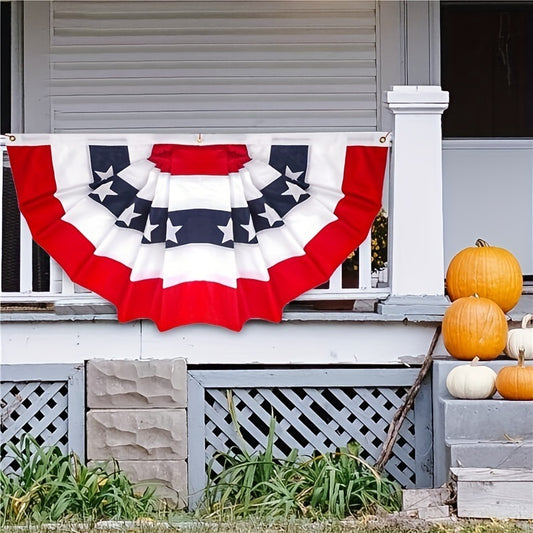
[{"xmin": 375, "ymin": 326, "xmax": 441, "ymax": 472}]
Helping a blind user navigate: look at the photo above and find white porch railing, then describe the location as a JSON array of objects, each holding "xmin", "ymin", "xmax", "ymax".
[{"xmin": 0, "ymin": 145, "xmax": 389, "ymax": 312}]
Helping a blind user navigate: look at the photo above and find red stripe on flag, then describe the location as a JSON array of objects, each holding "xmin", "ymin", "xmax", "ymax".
[{"xmin": 149, "ymin": 144, "xmax": 251, "ymax": 175}]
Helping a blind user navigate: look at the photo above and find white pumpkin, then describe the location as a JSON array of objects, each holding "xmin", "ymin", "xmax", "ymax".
[
  {"xmin": 445, "ymin": 357, "xmax": 497, "ymax": 399},
  {"xmin": 506, "ymin": 314, "xmax": 533, "ymax": 360}
]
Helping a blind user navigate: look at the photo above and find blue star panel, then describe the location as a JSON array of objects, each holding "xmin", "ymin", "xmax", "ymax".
[
  {"xmin": 268, "ymin": 145, "xmax": 309, "ymax": 186},
  {"xmin": 89, "ymin": 145, "xmax": 131, "ymax": 183},
  {"xmin": 87, "ymin": 144, "xmax": 312, "ymax": 249}
]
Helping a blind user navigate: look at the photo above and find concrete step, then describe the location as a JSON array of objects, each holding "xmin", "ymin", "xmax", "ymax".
[
  {"xmin": 449, "ymin": 441, "xmax": 533, "ymax": 470},
  {"xmin": 443, "ymin": 398, "xmax": 533, "ymax": 442}
]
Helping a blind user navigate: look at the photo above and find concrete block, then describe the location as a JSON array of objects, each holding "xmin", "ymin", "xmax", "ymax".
[
  {"xmin": 418, "ymin": 505, "xmax": 450, "ymax": 520},
  {"xmin": 87, "ymin": 409, "xmax": 187, "ymax": 460},
  {"xmin": 87, "ymin": 359, "xmax": 187, "ymax": 408},
  {"xmin": 450, "ymin": 441, "xmax": 533, "ymax": 470},
  {"xmin": 89, "ymin": 459, "xmax": 188, "ymax": 509},
  {"xmin": 402, "ymin": 487, "xmax": 450, "ymax": 511},
  {"xmin": 118, "ymin": 460, "xmax": 187, "ymax": 509},
  {"xmin": 443, "ymin": 399, "xmax": 533, "ymax": 442}
]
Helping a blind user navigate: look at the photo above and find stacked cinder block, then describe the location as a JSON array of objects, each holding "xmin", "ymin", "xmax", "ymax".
[
  {"xmin": 86, "ymin": 359, "xmax": 187, "ymax": 508},
  {"xmin": 401, "ymin": 487, "xmax": 452, "ymax": 520}
]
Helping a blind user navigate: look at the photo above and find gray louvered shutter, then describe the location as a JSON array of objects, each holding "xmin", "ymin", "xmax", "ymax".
[{"xmin": 28, "ymin": 0, "xmax": 378, "ymax": 133}]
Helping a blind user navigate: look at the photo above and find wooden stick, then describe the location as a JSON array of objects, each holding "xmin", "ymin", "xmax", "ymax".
[{"xmin": 375, "ymin": 326, "xmax": 441, "ymax": 473}]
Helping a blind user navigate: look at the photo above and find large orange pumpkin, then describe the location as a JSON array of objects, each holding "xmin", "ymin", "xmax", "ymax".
[
  {"xmin": 495, "ymin": 349, "xmax": 533, "ymax": 400},
  {"xmin": 446, "ymin": 239, "xmax": 522, "ymax": 313},
  {"xmin": 442, "ymin": 295, "xmax": 507, "ymax": 360}
]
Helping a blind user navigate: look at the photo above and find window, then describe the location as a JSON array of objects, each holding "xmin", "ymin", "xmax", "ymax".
[{"xmin": 441, "ymin": 1, "xmax": 533, "ymax": 137}]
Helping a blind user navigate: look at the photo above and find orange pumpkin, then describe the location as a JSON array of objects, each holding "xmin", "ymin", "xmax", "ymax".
[
  {"xmin": 446, "ymin": 239, "xmax": 522, "ymax": 313},
  {"xmin": 495, "ymin": 349, "xmax": 533, "ymax": 400},
  {"xmin": 442, "ymin": 295, "xmax": 507, "ymax": 360}
]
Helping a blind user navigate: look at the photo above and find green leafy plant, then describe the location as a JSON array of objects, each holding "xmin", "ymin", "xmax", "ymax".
[
  {"xmin": 0, "ymin": 434, "xmax": 163, "ymax": 525},
  {"xmin": 198, "ymin": 392, "xmax": 401, "ymax": 520},
  {"xmin": 343, "ymin": 209, "xmax": 388, "ymax": 275}
]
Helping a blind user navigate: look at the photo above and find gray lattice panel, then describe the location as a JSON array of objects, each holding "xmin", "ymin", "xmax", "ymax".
[
  {"xmin": 188, "ymin": 367, "xmax": 433, "ymax": 509},
  {"xmin": 0, "ymin": 364, "xmax": 85, "ymax": 473}
]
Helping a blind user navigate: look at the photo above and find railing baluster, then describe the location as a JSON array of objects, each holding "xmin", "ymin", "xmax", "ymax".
[
  {"xmin": 49, "ymin": 258, "xmax": 64, "ymax": 294},
  {"xmin": 19, "ymin": 215, "xmax": 33, "ymax": 294},
  {"xmin": 358, "ymin": 234, "xmax": 372, "ymax": 289},
  {"xmin": 61, "ymin": 269, "xmax": 76, "ymax": 296},
  {"xmin": 329, "ymin": 265, "xmax": 343, "ymax": 291}
]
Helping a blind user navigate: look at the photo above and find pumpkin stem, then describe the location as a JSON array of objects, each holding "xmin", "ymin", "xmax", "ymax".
[
  {"xmin": 475, "ymin": 239, "xmax": 490, "ymax": 247},
  {"xmin": 518, "ymin": 347, "xmax": 526, "ymax": 367},
  {"xmin": 471, "ymin": 356, "xmax": 480, "ymax": 366}
]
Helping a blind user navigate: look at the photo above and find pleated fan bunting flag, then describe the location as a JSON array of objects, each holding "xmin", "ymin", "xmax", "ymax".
[{"xmin": 6, "ymin": 132, "xmax": 389, "ymax": 331}]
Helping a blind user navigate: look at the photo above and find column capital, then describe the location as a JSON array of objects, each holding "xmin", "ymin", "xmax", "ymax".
[{"xmin": 385, "ymin": 85, "xmax": 449, "ymax": 113}]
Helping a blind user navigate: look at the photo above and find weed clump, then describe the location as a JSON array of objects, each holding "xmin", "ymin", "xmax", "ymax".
[
  {"xmin": 198, "ymin": 392, "xmax": 401, "ymax": 519},
  {"xmin": 0, "ymin": 435, "xmax": 163, "ymax": 525}
]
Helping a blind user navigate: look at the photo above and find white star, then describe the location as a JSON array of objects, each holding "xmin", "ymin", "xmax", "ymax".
[
  {"xmin": 166, "ymin": 218, "xmax": 183, "ymax": 244},
  {"xmin": 258, "ymin": 204, "xmax": 281, "ymax": 227},
  {"xmin": 218, "ymin": 219, "xmax": 234, "ymax": 244},
  {"xmin": 93, "ymin": 181, "xmax": 117, "ymax": 201},
  {"xmin": 95, "ymin": 165, "xmax": 114, "ymax": 181},
  {"xmin": 143, "ymin": 219, "xmax": 159, "ymax": 242},
  {"xmin": 285, "ymin": 165, "xmax": 303, "ymax": 180},
  {"xmin": 118, "ymin": 203, "xmax": 142, "ymax": 226},
  {"xmin": 282, "ymin": 181, "xmax": 307, "ymax": 202},
  {"xmin": 240, "ymin": 216, "xmax": 256, "ymax": 242}
]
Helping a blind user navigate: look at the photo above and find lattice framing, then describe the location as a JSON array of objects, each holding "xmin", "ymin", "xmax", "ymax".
[
  {"xmin": 188, "ymin": 367, "xmax": 433, "ymax": 508},
  {"xmin": 0, "ymin": 364, "xmax": 85, "ymax": 473}
]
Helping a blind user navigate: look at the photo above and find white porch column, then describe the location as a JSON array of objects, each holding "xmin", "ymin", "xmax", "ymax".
[{"xmin": 379, "ymin": 85, "xmax": 450, "ymax": 316}]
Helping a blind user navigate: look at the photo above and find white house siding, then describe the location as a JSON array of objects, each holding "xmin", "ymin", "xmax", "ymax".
[
  {"xmin": 443, "ymin": 139, "xmax": 533, "ymax": 275},
  {"xmin": 23, "ymin": 0, "xmax": 381, "ymax": 133},
  {"xmin": 0, "ymin": 318, "xmax": 439, "ymax": 365}
]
